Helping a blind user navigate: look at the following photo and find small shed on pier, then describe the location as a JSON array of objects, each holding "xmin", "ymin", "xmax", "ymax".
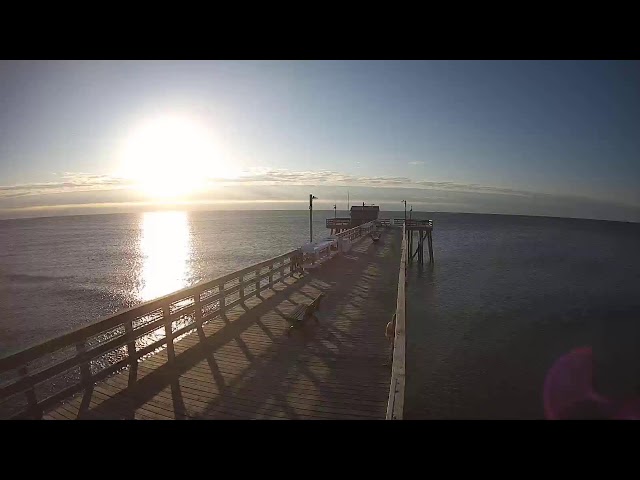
[{"xmin": 350, "ymin": 204, "xmax": 380, "ymax": 227}]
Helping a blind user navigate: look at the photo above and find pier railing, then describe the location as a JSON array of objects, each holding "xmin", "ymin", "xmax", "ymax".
[
  {"xmin": 378, "ymin": 218, "xmax": 433, "ymax": 228},
  {"xmin": 333, "ymin": 221, "xmax": 375, "ymax": 241},
  {"xmin": 302, "ymin": 221, "xmax": 375, "ymax": 266},
  {"xmin": 0, "ymin": 249, "xmax": 303, "ymax": 419},
  {"xmin": 386, "ymin": 223, "xmax": 407, "ymax": 420},
  {"xmin": 325, "ymin": 218, "xmax": 351, "ymax": 229}
]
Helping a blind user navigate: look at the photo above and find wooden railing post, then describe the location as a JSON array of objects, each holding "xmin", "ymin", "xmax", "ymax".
[
  {"xmin": 255, "ymin": 268, "xmax": 261, "ymax": 296},
  {"xmin": 18, "ymin": 365, "xmax": 40, "ymax": 419},
  {"xmin": 163, "ymin": 304, "xmax": 175, "ymax": 364},
  {"xmin": 194, "ymin": 292, "xmax": 202, "ymax": 326},
  {"xmin": 219, "ymin": 284, "xmax": 226, "ymax": 315},
  {"xmin": 76, "ymin": 341, "xmax": 91, "ymax": 388},
  {"xmin": 239, "ymin": 275, "xmax": 245, "ymax": 302},
  {"xmin": 124, "ymin": 319, "xmax": 136, "ymax": 359},
  {"xmin": 268, "ymin": 264, "xmax": 273, "ymax": 286},
  {"xmin": 124, "ymin": 319, "xmax": 138, "ymax": 386}
]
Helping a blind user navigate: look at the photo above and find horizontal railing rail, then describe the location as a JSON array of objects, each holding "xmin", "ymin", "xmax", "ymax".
[
  {"xmin": 325, "ymin": 218, "xmax": 351, "ymax": 228},
  {"xmin": 303, "ymin": 221, "xmax": 375, "ymax": 265},
  {"xmin": 0, "ymin": 248, "xmax": 303, "ymax": 419},
  {"xmin": 381, "ymin": 218, "xmax": 433, "ymax": 228},
  {"xmin": 386, "ymin": 223, "xmax": 407, "ymax": 420},
  {"xmin": 333, "ymin": 221, "xmax": 375, "ymax": 241},
  {"xmin": 404, "ymin": 219, "xmax": 433, "ymax": 228}
]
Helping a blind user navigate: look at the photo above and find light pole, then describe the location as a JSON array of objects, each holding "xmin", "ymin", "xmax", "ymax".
[
  {"xmin": 409, "ymin": 205, "xmax": 413, "ymax": 220},
  {"xmin": 402, "ymin": 200, "xmax": 407, "ymax": 222},
  {"xmin": 334, "ymin": 204, "xmax": 337, "ymax": 218},
  {"xmin": 309, "ymin": 194, "xmax": 318, "ymax": 243}
]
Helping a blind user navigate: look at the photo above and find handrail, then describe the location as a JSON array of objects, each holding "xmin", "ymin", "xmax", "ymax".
[
  {"xmin": 380, "ymin": 218, "xmax": 432, "ymax": 229},
  {"xmin": 325, "ymin": 218, "xmax": 351, "ymax": 228},
  {"xmin": 404, "ymin": 219, "xmax": 433, "ymax": 228},
  {"xmin": 303, "ymin": 221, "xmax": 375, "ymax": 265},
  {"xmin": 0, "ymin": 248, "xmax": 303, "ymax": 419},
  {"xmin": 333, "ymin": 221, "xmax": 375, "ymax": 241},
  {"xmin": 386, "ymin": 223, "xmax": 407, "ymax": 420}
]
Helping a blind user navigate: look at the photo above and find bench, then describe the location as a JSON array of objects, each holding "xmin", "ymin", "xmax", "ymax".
[{"xmin": 285, "ymin": 293, "xmax": 325, "ymax": 334}]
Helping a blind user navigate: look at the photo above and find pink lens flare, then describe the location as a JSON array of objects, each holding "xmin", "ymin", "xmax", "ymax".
[{"xmin": 544, "ymin": 346, "xmax": 639, "ymax": 419}]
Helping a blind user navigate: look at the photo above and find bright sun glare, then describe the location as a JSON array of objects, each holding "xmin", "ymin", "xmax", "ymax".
[{"xmin": 120, "ymin": 115, "xmax": 230, "ymax": 199}]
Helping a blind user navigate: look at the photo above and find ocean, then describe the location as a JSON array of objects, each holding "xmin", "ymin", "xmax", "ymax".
[
  {"xmin": 1, "ymin": 210, "xmax": 639, "ymax": 419},
  {"xmin": 403, "ymin": 212, "xmax": 640, "ymax": 419}
]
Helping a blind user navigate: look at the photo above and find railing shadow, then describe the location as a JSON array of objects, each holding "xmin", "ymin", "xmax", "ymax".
[
  {"xmin": 192, "ymin": 231, "xmax": 400, "ymax": 419},
  {"xmin": 71, "ymin": 273, "xmax": 318, "ymax": 419}
]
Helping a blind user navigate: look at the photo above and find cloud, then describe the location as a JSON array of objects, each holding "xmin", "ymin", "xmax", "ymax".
[
  {"xmin": 0, "ymin": 168, "xmax": 628, "ymax": 205},
  {"xmin": 408, "ymin": 161, "xmax": 425, "ymax": 165},
  {"xmin": 208, "ymin": 169, "xmax": 537, "ymax": 197},
  {"xmin": 0, "ymin": 167, "xmax": 625, "ymax": 206},
  {"xmin": 1, "ymin": 168, "xmax": 639, "ymax": 223},
  {"xmin": 0, "ymin": 167, "xmax": 559, "ymax": 201},
  {"xmin": 0, "ymin": 173, "xmax": 132, "ymax": 199}
]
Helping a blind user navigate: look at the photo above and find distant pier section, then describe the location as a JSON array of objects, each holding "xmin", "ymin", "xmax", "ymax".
[{"xmin": 327, "ymin": 204, "xmax": 380, "ymax": 234}]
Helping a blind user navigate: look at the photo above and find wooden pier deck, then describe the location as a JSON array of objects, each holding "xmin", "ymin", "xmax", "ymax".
[{"xmin": 33, "ymin": 229, "xmax": 401, "ymax": 420}]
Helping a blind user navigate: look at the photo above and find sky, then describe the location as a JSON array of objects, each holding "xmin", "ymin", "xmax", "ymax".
[{"xmin": 1, "ymin": 60, "xmax": 639, "ymax": 221}]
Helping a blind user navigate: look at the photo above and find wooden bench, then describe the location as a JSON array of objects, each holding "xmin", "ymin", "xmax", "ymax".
[{"xmin": 285, "ymin": 293, "xmax": 325, "ymax": 334}]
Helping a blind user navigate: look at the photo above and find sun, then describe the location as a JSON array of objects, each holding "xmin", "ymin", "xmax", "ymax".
[{"xmin": 119, "ymin": 114, "xmax": 227, "ymax": 199}]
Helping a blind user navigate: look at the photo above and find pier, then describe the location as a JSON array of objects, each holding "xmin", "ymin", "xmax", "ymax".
[{"xmin": 0, "ymin": 217, "xmax": 428, "ymax": 420}]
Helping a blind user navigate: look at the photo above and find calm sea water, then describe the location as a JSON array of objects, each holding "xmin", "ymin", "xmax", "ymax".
[
  {"xmin": 403, "ymin": 212, "xmax": 640, "ymax": 419},
  {"xmin": 1, "ymin": 210, "xmax": 639, "ymax": 419}
]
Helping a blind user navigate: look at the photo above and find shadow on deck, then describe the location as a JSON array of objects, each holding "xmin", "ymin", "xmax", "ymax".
[{"xmin": 45, "ymin": 229, "xmax": 402, "ymax": 420}]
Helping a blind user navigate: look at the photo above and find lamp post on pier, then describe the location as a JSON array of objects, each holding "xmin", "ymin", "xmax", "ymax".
[
  {"xmin": 309, "ymin": 194, "xmax": 318, "ymax": 243},
  {"xmin": 402, "ymin": 200, "xmax": 407, "ymax": 222},
  {"xmin": 409, "ymin": 205, "xmax": 412, "ymax": 220}
]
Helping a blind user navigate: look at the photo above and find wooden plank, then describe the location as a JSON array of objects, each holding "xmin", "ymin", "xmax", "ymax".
[
  {"xmin": 136, "ymin": 356, "xmax": 390, "ymax": 404},
  {"xmin": 88, "ymin": 387, "xmax": 163, "ymax": 420},
  {"xmin": 101, "ymin": 374, "xmax": 330, "ymax": 420},
  {"xmin": 106, "ymin": 364, "xmax": 386, "ymax": 415},
  {"xmin": 45, "ymin": 408, "xmax": 71, "ymax": 420},
  {"xmin": 152, "ymin": 342, "xmax": 391, "ymax": 380},
  {"xmin": 138, "ymin": 347, "xmax": 391, "ymax": 387},
  {"xmin": 171, "ymin": 376, "xmax": 380, "ymax": 419},
  {"xmin": 130, "ymin": 356, "xmax": 388, "ymax": 408},
  {"xmin": 92, "ymin": 384, "xmax": 174, "ymax": 420},
  {"xmin": 135, "ymin": 364, "xmax": 388, "ymax": 407},
  {"xmin": 55, "ymin": 400, "xmax": 81, "ymax": 420}
]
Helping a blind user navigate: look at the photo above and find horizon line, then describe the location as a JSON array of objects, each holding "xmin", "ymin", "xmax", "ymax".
[{"xmin": 1, "ymin": 208, "xmax": 638, "ymax": 226}]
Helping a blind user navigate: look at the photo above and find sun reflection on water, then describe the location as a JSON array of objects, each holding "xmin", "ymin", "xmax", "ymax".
[{"xmin": 138, "ymin": 211, "xmax": 192, "ymax": 302}]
